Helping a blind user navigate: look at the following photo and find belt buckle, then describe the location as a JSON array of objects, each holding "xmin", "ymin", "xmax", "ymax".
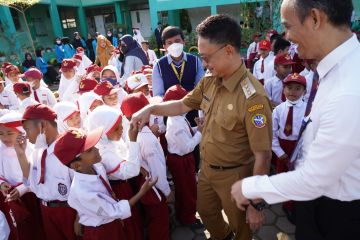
[
  {"xmin": 219, "ymin": 166, "xmax": 224, "ymax": 171},
  {"xmin": 41, "ymin": 200, "xmax": 48, "ymax": 207}
]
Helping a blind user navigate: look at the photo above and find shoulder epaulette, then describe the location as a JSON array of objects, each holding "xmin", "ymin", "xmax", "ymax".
[{"xmin": 240, "ymin": 77, "xmax": 256, "ymax": 99}]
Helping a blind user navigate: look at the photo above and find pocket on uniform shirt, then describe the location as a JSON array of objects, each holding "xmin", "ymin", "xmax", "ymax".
[{"xmin": 214, "ymin": 110, "xmax": 237, "ymax": 131}]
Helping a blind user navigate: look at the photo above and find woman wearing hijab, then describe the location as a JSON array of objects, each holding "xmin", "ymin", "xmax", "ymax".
[
  {"xmin": 61, "ymin": 37, "xmax": 76, "ymax": 59},
  {"xmin": 119, "ymin": 35, "xmax": 149, "ymax": 84},
  {"xmin": 21, "ymin": 53, "xmax": 36, "ymax": 71},
  {"xmin": 95, "ymin": 35, "xmax": 115, "ymax": 67},
  {"xmin": 53, "ymin": 101, "xmax": 81, "ymax": 134},
  {"xmin": 35, "ymin": 49, "xmax": 59, "ymax": 85}
]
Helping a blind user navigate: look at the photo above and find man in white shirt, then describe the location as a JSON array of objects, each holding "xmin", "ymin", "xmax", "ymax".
[
  {"xmin": 253, "ymin": 39, "xmax": 275, "ymax": 85},
  {"xmin": 141, "ymin": 40, "xmax": 158, "ymax": 66},
  {"xmin": 231, "ymin": 0, "xmax": 360, "ymax": 239}
]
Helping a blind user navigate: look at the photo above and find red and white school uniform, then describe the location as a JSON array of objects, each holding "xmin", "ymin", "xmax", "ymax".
[
  {"xmin": 58, "ymin": 74, "xmax": 77, "ymax": 101},
  {"xmin": 136, "ymin": 126, "xmax": 170, "ymax": 240},
  {"xmin": 32, "ymin": 87, "xmax": 57, "ymax": 107},
  {"xmin": 253, "ymin": 54, "xmax": 275, "ymax": 85},
  {"xmin": 264, "ymin": 75, "xmax": 285, "ymax": 106},
  {"xmin": 18, "ymin": 97, "xmax": 38, "ymax": 114},
  {"xmin": 0, "ymin": 88, "xmax": 19, "ymax": 110},
  {"xmin": 272, "ymin": 99, "xmax": 306, "ymax": 173},
  {"xmin": 67, "ymin": 163, "xmax": 130, "ymax": 240},
  {"xmin": 88, "ymin": 105, "xmax": 143, "ymax": 240},
  {"xmin": 26, "ymin": 143, "xmax": 76, "ymax": 240},
  {"xmin": 165, "ymin": 115, "xmax": 201, "ymax": 224}
]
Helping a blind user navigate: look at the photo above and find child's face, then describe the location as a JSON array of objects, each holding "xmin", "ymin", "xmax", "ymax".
[
  {"xmin": 62, "ymin": 69, "xmax": 75, "ymax": 79},
  {"xmin": 107, "ymin": 119, "xmax": 123, "ymax": 141},
  {"xmin": 103, "ymin": 92, "xmax": 118, "ymax": 107},
  {"xmin": 26, "ymin": 77, "xmax": 40, "ymax": 89},
  {"xmin": 145, "ymin": 75, "xmax": 152, "ymax": 85},
  {"xmin": 284, "ymin": 83, "xmax": 305, "ymax": 102},
  {"xmin": 92, "ymin": 72, "xmax": 100, "ymax": 81},
  {"xmin": 259, "ymin": 49, "xmax": 270, "ymax": 58},
  {"xmin": 275, "ymin": 64, "xmax": 292, "ymax": 79},
  {"xmin": 0, "ymin": 125, "xmax": 19, "ymax": 147},
  {"xmin": 89, "ymin": 100, "xmax": 103, "ymax": 112},
  {"xmin": 66, "ymin": 112, "xmax": 81, "ymax": 129},
  {"xmin": 71, "ymin": 146, "xmax": 101, "ymax": 173},
  {"xmin": 8, "ymin": 72, "xmax": 19, "ymax": 82},
  {"xmin": 101, "ymin": 70, "xmax": 116, "ymax": 82},
  {"xmin": 133, "ymin": 85, "xmax": 149, "ymax": 96}
]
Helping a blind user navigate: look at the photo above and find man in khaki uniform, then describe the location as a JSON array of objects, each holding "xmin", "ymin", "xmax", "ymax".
[{"xmin": 131, "ymin": 15, "xmax": 272, "ymax": 240}]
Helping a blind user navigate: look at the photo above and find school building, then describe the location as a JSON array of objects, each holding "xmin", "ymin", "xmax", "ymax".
[{"xmin": 0, "ymin": 0, "xmax": 359, "ymax": 60}]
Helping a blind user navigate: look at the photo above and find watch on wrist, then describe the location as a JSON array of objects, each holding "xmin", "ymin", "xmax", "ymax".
[{"xmin": 249, "ymin": 199, "xmax": 267, "ymax": 211}]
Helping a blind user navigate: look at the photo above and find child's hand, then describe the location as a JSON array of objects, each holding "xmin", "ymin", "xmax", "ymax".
[
  {"xmin": 140, "ymin": 167, "xmax": 149, "ymax": 178},
  {"xmin": 5, "ymin": 188, "xmax": 20, "ymax": 202},
  {"xmin": 140, "ymin": 177, "xmax": 158, "ymax": 194},
  {"xmin": 14, "ymin": 134, "xmax": 27, "ymax": 155},
  {"xmin": 0, "ymin": 182, "xmax": 11, "ymax": 196},
  {"xmin": 128, "ymin": 122, "xmax": 139, "ymax": 142},
  {"xmin": 195, "ymin": 117, "xmax": 205, "ymax": 133}
]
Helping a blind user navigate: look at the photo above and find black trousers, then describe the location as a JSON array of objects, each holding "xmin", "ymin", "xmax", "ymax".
[{"xmin": 295, "ymin": 197, "xmax": 360, "ymax": 240}]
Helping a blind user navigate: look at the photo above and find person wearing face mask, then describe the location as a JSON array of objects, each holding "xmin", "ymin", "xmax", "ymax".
[
  {"xmin": 271, "ymin": 73, "xmax": 307, "ymax": 224},
  {"xmin": 22, "ymin": 68, "xmax": 57, "ymax": 107},
  {"xmin": 106, "ymin": 30, "xmax": 118, "ymax": 47},
  {"xmin": 14, "ymin": 104, "xmax": 79, "ymax": 240},
  {"xmin": 132, "ymin": 28, "xmax": 145, "ymax": 46},
  {"xmin": 119, "ymin": 35, "xmax": 149, "ymax": 86},
  {"xmin": 72, "ymin": 32, "xmax": 87, "ymax": 50},
  {"xmin": 54, "ymin": 37, "xmax": 65, "ymax": 65}
]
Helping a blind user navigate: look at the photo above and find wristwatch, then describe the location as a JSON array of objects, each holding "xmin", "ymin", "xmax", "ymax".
[{"xmin": 249, "ymin": 199, "xmax": 267, "ymax": 211}]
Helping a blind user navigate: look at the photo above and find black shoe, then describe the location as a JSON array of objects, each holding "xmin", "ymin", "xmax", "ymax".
[
  {"xmin": 186, "ymin": 219, "xmax": 204, "ymax": 230},
  {"xmin": 282, "ymin": 206, "xmax": 296, "ymax": 225}
]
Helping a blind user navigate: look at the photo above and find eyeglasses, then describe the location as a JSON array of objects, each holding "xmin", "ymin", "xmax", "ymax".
[{"xmin": 199, "ymin": 45, "xmax": 227, "ymax": 64}]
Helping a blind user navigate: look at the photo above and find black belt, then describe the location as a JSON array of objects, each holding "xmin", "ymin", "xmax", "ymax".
[
  {"xmin": 209, "ymin": 164, "xmax": 243, "ymax": 171},
  {"xmin": 41, "ymin": 200, "xmax": 69, "ymax": 208},
  {"xmin": 109, "ymin": 179, "xmax": 127, "ymax": 184}
]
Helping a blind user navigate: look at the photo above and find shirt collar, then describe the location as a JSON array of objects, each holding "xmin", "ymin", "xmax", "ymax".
[
  {"xmin": 216, "ymin": 63, "xmax": 247, "ymax": 92},
  {"xmin": 73, "ymin": 163, "xmax": 103, "ymax": 181},
  {"xmin": 47, "ymin": 141, "xmax": 56, "ymax": 154},
  {"xmin": 166, "ymin": 52, "xmax": 187, "ymax": 64},
  {"xmin": 317, "ymin": 34, "xmax": 358, "ymax": 81}
]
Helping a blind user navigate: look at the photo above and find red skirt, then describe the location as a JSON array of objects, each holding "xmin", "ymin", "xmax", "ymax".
[
  {"xmin": 167, "ymin": 153, "xmax": 197, "ymax": 224},
  {"xmin": 82, "ymin": 220, "xmax": 125, "ymax": 240},
  {"xmin": 110, "ymin": 180, "xmax": 143, "ymax": 240}
]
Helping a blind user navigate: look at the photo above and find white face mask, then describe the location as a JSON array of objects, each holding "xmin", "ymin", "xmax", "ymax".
[
  {"xmin": 56, "ymin": 40, "xmax": 61, "ymax": 44},
  {"xmin": 34, "ymin": 125, "xmax": 47, "ymax": 149},
  {"xmin": 107, "ymin": 33, "xmax": 112, "ymax": 37},
  {"xmin": 287, "ymin": 97, "xmax": 303, "ymax": 105},
  {"xmin": 167, "ymin": 43, "xmax": 184, "ymax": 58}
]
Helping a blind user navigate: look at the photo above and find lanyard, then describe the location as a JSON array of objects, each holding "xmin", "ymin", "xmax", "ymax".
[{"xmin": 170, "ymin": 61, "xmax": 185, "ymax": 83}]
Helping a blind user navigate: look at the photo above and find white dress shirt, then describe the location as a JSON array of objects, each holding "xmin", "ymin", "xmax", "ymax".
[
  {"xmin": 165, "ymin": 115, "xmax": 201, "ymax": 156},
  {"xmin": 97, "ymin": 140, "xmax": 140, "ymax": 180},
  {"xmin": 242, "ymin": 34, "xmax": 360, "ymax": 203},
  {"xmin": 18, "ymin": 97, "xmax": 38, "ymax": 113},
  {"xmin": 253, "ymin": 54, "xmax": 275, "ymax": 81},
  {"xmin": 247, "ymin": 42, "xmax": 259, "ymax": 59},
  {"xmin": 0, "ymin": 211, "xmax": 10, "ymax": 240},
  {"xmin": 0, "ymin": 88, "xmax": 19, "ymax": 110},
  {"xmin": 67, "ymin": 163, "xmax": 131, "ymax": 227},
  {"xmin": 264, "ymin": 75, "xmax": 284, "ymax": 106},
  {"xmin": 32, "ymin": 87, "xmax": 57, "ymax": 107},
  {"xmin": 0, "ymin": 143, "xmax": 32, "ymax": 196},
  {"xmin": 137, "ymin": 126, "xmax": 171, "ymax": 196},
  {"xmin": 25, "ymin": 142, "xmax": 74, "ymax": 201},
  {"xmin": 272, "ymin": 100, "xmax": 306, "ymax": 157}
]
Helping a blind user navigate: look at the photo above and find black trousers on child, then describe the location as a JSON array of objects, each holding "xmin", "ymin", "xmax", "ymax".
[{"xmin": 295, "ymin": 197, "xmax": 360, "ymax": 240}]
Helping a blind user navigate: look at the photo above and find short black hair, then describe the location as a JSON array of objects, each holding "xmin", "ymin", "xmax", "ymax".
[
  {"xmin": 274, "ymin": 38, "xmax": 291, "ymax": 55},
  {"xmin": 270, "ymin": 34, "xmax": 282, "ymax": 44},
  {"xmin": 196, "ymin": 14, "xmax": 242, "ymax": 52},
  {"xmin": 294, "ymin": 0, "xmax": 353, "ymax": 27},
  {"xmin": 161, "ymin": 26, "xmax": 184, "ymax": 44}
]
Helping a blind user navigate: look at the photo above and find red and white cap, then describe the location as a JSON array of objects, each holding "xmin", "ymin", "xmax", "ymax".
[
  {"xmin": 93, "ymin": 81, "xmax": 119, "ymax": 96},
  {"xmin": 73, "ymin": 54, "xmax": 83, "ymax": 62},
  {"xmin": 259, "ymin": 40, "xmax": 271, "ymax": 51},
  {"xmin": 163, "ymin": 84, "xmax": 187, "ymax": 102},
  {"xmin": 88, "ymin": 105, "xmax": 123, "ymax": 138},
  {"xmin": 78, "ymin": 78, "xmax": 98, "ymax": 94},
  {"xmin": 142, "ymin": 68, "xmax": 153, "ymax": 77},
  {"xmin": 61, "ymin": 59, "xmax": 77, "ymax": 71},
  {"xmin": 22, "ymin": 67, "xmax": 43, "ymax": 80},
  {"xmin": 121, "ymin": 92, "xmax": 149, "ymax": 118},
  {"xmin": 4, "ymin": 65, "xmax": 20, "ymax": 76},
  {"xmin": 23, "ymin": 104, "xmax": 57, "ymax": 122},
  {"xmin": 54, "ymin": 127, "xmax": 103, "ymax": 166},
  {"xmin": 0, "ymin": 111, "xmax": 24, "ymax": 133},
  {"xmin": 86, "ymin": 64, "xmax": 103, "ymax": 75},
  {"xmin": 13, "ymin": 82, "xmax": 31, "ymax": 95},
  {"xmin": 126, "ymin": 73, "xmax": 148, "ymax": 92},
  {"xmin": 274, "ymin": 54, "xmax": 295, "ymax": 66},
  {"xmin": 283, "ymin": 73, "xmax": 307, "ymax": 88}
]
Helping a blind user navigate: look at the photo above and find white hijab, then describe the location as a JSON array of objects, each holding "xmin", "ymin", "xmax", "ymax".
[
  {"xmin": 78, "ymin": 92, "xmax": 103, "ymax": 129},
  {"xmin": 100, "ymin": 65, "xmax": 123, "ymax": 87},
  {"xmin": 53, "ymin": 101, "xmax": 79, "ymax": 134}
]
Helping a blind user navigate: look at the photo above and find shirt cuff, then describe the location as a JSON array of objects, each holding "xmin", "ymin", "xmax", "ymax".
[
  {"xmin": 16, "ymin": 184, "xmax": 29, "ymax": 197},
  {"xmin": 115, "ymin": 200, "xmax": 132, "ymax": 220}
]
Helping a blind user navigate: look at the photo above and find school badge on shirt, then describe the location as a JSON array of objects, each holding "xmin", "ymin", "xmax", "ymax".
[
  {"xmin": 251, "ymin": 114, "xmax": 267, "ymax": 128},
  {"xmin": 58, "ymin": 183, "xmax": 68, "ymax": 196}
]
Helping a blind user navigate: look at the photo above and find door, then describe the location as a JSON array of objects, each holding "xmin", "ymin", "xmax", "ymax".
[
  {"xmin": 130, "ymin": 9, "xmax": 152, "ymax": 39},
  {"xmin": 94, "ymin": 15, "xmax": 106, "ymax": 35}
]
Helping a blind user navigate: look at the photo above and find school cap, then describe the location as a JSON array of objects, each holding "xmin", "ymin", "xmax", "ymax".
[
  {"xmin": 120, "ymin": 92, "xmax": 149, "ymax": 118},
  {"xmin": 22, "ymin": 68, "xmax": 43, "ymax": 80},
  {"xmin": 54, "ymin": 127, "xmax": 103, "ymax": 166},
  {"xmin": 22, "ymin": 103, "xmax": 57, "ymax": 122},
  {"xmin": 76, "ymin": 47, "xmax": 84, "ymax": 53},
  {"xmin": 4, "ymin": 65, "xmax": 20, "ymax": 75},
  {"xmin": 274, "ymin": 54, "xmax": 295, "ymax": 66},
  {"xmin": 126, "ymin": 73, "xmax": 148, "ymax": 92},
  {"xmin": 86, "ymin": 64, "xmax": 103, "ymax": 75},
  {"xmin": 259, "ymin": 40, "xmax": 271, "ymax": 51},
  {"xmin": 73, "ymin": 54, "xmax": 82, "ymax": 62},
  {"xmin": 163, "ymin": 84, "xmax": 188, "ymax": 102},
  {"xmin": 93, "ymin": 81, "xmax": 119, "ymax": 96},
  {"xmin": 13, "ymin": 82, "xmax": 31, "ymax": 95},
  {"xmin": 283, "ymin": 73, "xmax": 307, "ymax": 88},
  {"xmin": 61, "ymin": 59, "xmax": 77, "ymax": 71},
  {"xmin": 78, "ymin": 78, "xmax": 98, "ymax": 94},
  {"xmin": 0, "ymin": 111, "xmax": 23, "ymax": 132}
]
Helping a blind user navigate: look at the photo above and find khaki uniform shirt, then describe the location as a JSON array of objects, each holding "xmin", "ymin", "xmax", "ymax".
[{"xmin": 183, "ymin": 63, "xmax": 272, "ymax": 167}]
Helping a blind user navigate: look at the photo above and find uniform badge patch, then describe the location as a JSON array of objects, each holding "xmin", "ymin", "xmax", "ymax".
[
  {"xmin": 251, "ymin": 114, "xmax": 267, "ymax": 128},
  {"xmin": 227, "ymin": 104, "xmax": 233, "ymax": 110},
  {"xmin": 58, "ymin": 183, "xmax": 68, "ymax": 196},
  {"xmin": 248, "ymin": 104, "xmax": 264, "ymax": 112}
]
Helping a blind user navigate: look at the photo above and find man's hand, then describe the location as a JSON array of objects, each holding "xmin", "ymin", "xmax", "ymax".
[
  {"xmin": 130, "ymin": 105, "xmax": 153, "ymax": 130},
  {"xmin": 246, "ymin": 205, "xmax": 265, "ymax": 231},
  {"xmin": 231, "ymin": 180, "xmax": 249, "ymax": 211},
  {"xmin": 0, "ymin": 182, "xmax": 11, "ymax": 196}
]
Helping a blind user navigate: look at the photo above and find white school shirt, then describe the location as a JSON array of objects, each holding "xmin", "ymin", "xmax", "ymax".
[
  {"xmin": 264, "ymin": 75, "xmax": 284, "ymax": 106},
  {"xmin": 0, "ymin": 88, "xmax": 19, "ymax": 110},
  {"xmin": 149, "ymin": 115, "xmax": 166, "ymax": 134},
  {"xmin": 272, "ymin": 100, "xmax": 306, "ymax": 157},
  {"xmin": 97, "ymin": 140, "xmax": 141, "ymax": 180},
  {"xmin": 62, "ymin": 79, "xmax": 81, "ymax": 104},
  {"xmin": 18, "ymin": 97, "xmax": 38, "ymax": 113},
  {"xmin": 165, "ymin": 115, "xmax": 201, "ymax": 156},
  {"xmin": 58, "ymin": 74, "xmax": 76, "ymax": 101},
  {"xmin": 253, "ymin": 54, "xmax": 275, "ymax": 81},
  {"xmin": 0, "ymin": 211, "xmax": 10, "ymax": 240},
  {"xmin": 144, "ymin": 49, "xmax": 158, "ymax": 65},
  {"xmin": 26, "ymin": 142, "xmax": 74, "ymax": 201},
  {"xmin": 242, "ymin": 34, "xmax": 360, "ymax": 202},
  {"xmin": 137, "ymin": 126, "xmax": 171, "ymax": 197},
  {"xmin": 67, "ymin": 163, "xmax": 131, "ymax": 227},
  {"xmin": 4, "ymin": 79, "xmax": 24, "ymax": 93},
  {"xmin": 246, "ymin": 41, "xmax": 259, "ymax": 60},
  {"xmin": 32, "ymin": 87, "xmax": 57, "ymax": 107},
  {"xmin": 0, "ymin": 143, "xmax": 33, "ymax": 196}
]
